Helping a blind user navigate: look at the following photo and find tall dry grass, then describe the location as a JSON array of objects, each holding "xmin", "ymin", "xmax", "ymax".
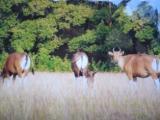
[{"xmin": 0, "ymin": 72, "xmax": 160, "ymax": 120}]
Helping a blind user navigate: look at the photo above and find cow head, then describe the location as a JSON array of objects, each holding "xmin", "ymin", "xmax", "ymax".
[{"xmin": 108, "ymin": 48, "xmax": 124, "ymax": 63}]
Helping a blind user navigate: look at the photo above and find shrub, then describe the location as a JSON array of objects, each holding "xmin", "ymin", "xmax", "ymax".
[
  {"xmin": 34, "ymin": 53, "xmax": 71, "ymax": 72},
  {"xmin": 0, "ymin": 52, "xmax": 8, "ymax": 69},
  {"xmin": 90, "ymin": 60, "xmax": 121, "ymax": 72}
]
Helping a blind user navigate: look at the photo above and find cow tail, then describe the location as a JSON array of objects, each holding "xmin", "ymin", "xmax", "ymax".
[
  {"xmin": 30, "ymin": 56, "xmax": 35, "ymax": 75},
  {"xmin": 25, "ymin": 54, "xmax": 28, "ymax": 68},
  {"xmin": 156, "ymin": 58, "xmax": 159, "ymax": 72},
  {"xmin": 81, "ymin": 55, "xmax": 84, "ymax": 76},
  {"xmin": 26, "ymin": 54, "xmax": 35, "ymax": 75},
  {"xmin": 29, "ymin": 55, "xmax": 35, "ymax": 75}
]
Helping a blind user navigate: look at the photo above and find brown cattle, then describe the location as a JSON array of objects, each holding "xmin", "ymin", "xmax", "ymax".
[
  {"xmin": 71, "ymin": 50, "xmax": 96, "ymax": 88},
  {"xmin": 1, "ymin": 52, "xmax": 34, "ymax": 82},
  {"xmin": 108, "ymin": 48, "xmax": 160, "ymax": 89}
]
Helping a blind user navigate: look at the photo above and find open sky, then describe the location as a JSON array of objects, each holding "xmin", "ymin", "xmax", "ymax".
[
  {"xmin": 124, "ymin": 0, "xmax": 160, "ymax": 15},
  {"xmin": 89, "ymin": 0, "xmax": 160, "ymax": 15},
  {"xmin": 98, "ymin": 0, "xmax": 160, "ymax": 30}
]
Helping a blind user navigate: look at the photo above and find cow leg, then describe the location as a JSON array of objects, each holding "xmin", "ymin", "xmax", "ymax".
[
  {"xmin": 74, "ymin": 70, "xmax": 80, "ymax": 80},
  {"xmin": 127, "ymin": 73, "xmax": 137, "ymax": 90},
  {"xmin": 16, "ymin": 66, "xmax": 23, "ymax": 78},
  {"xmin": 1, "ymin": 72, "xmax": 7, "ymax": 84},
  {"xmin": 154, "ymin": 79, "xmax": 160, "ymax": 90},
  {"xmin": 82, "ymin": 76, "xmax": 88, "ymax": 95},
  {"xmin": 82, "ymin": 69, "xmax": 89, "ymax": 94},
  {"xmin": 12, "ymin": 74, "xmax": 17, "ymax": 84},
  {"xmin": 22, "ymin": 70, "xmax": 28, "ymax": 77},
  {"xmin": 0, "ymin": 76, "xmax": 5, "ymax": 84},
  {"xmin": 151, "ymin": 73, "xmax": 160, "ymax": 90},
  {"xmin": 129, "ymin": 79, "xmax": 137, "ymax": 89},
  {"xmin": 87, "ymin": 79, "xmax": 96, "ymax": 97},
  {"xmin": 87, "ymin": 80, "xmax": 94, "ymax": 89},
  {"xmin": 74, "ymin": 71, "xmax": 81, "ymax": 92},
  {"xmin": 133, "ymin": 77, "xmax": 137, "ymax": 82},
  {"xmin": 147, "ymin": 68, "xmax": 160, "ymax": 89},
  {"xmin": 0, "ymin": 77, "xmax": 4, "ymax": 86}
]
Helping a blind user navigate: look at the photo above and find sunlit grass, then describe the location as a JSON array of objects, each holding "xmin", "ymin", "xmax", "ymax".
[{"xmin": 0, "ymin": 72, "xmax": 160, "ymax": 120}]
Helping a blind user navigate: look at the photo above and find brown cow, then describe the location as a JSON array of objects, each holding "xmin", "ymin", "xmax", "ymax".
[
  {"xmin": 71, "ymin": 49, "xmax": 96, "ymax": 88},
  {"xmin": 108, "ymin": 48, "xmax": 160, "ymax": 89},
  {"xmin": 1, "ymin": 52, "xmax": 34, "ymax": 82}
]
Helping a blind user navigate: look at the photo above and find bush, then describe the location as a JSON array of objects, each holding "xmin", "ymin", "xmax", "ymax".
[
  {"xmin": 34, "ymin": 53, "xmax": 71, "ymax": 72},
  {"xmin": 89, "ymin": 60, "xmax": 121, "ymax": 72},
  {"xmin": 0, "ymin": 52, "xmax": 8, "ymax": 70},
  {"xmin": 51, "ymin": 56, "xmax": 71, "ymax": 72}
]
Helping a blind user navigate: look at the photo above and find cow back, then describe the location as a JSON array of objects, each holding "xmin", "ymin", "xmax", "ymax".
[
  {"xmin": 4, "ymin": 53, "xmax": 29, "ymax": 74},
  {"xmin": 124, "ymin": 54, "xmax": 154, "ymax": 77}
]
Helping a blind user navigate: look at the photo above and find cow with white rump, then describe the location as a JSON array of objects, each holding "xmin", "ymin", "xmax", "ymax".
[
  {"xmin": 108, "ymin": 48, "xmax": 160, "ymax": 90},
  {"xmin": 71, "ymin": 49, "xmax": 96, "ymax": 92},
  {"xmin": 1, "ymin": 52, "xmax": 34, "ymax": 83}
]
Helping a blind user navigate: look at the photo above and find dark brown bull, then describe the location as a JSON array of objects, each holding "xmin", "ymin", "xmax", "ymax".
[
  {"xmin": 1, "ymin": 52, "xmax": 34, "ymax": 82},
  {"xmin": 108, "ymin": 48, "xmax": 160, "ymax": 89},
  {"xmin": 71, "ymin": 50, "xmax": 96, "ymax": 88}
]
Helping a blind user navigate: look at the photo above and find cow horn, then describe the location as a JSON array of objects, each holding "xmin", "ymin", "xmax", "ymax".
[{"xmin": 112, "ymin": 48, "xmax": 115, "ymax": 52}]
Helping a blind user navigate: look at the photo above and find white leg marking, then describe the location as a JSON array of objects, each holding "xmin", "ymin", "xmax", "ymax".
[
  {"xmin": 75, "ymin": 77, "xmax": 81, "ymax": 91},
  {"xmin": 154, "ymin": 79, "xmax": 160, "ymax": 90},
  {"xmin": 129, "ymin": 80, "xmax": 137, "ymax": 90},
  {"xmin": 82, "ymin": 76, "xmax": 88, "ymax": 95}
]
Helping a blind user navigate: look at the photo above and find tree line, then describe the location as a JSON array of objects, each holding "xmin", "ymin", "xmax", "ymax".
[{"xmin": 0, "ymin": 0, "xmax": 159, "ymax": 71}]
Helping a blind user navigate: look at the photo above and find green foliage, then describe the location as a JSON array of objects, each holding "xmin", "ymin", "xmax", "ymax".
[
  {"xmin": 135, "ymin": 26, "xmax": 154, "ymax": 42},
  {"xmin": 91, "ymin": 7, "xmax": 111, "ymax": 24},
  {"xmin": 51, "ymin": 57, "xmax": 71, "ymax": 72},
  {"xmin": 34, "ymin": 53, "xmax": 71, "ymax": 72},
  {"xmin": 0, "ymin": 0, "xmax": 13, "ymax": 14},
  {"xmin": 22, "ymin": 0, "xmax": 53, "ymax": 16},
  {"xmin": 0, "ymin": 52, "xmax": 8, "ymax": 69},
  {"xmin": 68, "ymin": 30, "xmax": 97, "ymax": 52},
  {"xmin": 149, "ymin": 41, "xmax": 160, "ymax": 55},
  {"xmin": 0, "ymin": 1, "xmax": 159, "ymax": 72},
  {"xmin": 54, "ymin": 3, "xmax": 94, "ymax": 29},
  {"xmin": 114, "ymin": 2, "xmax": 158, "ymax": 53},
  {"xmin": 96, "ymin": 21, "xmax": 109, "ymax": 41},
  {"xmin": 90, "ymin": 60, "xmax": 121, "ymax": 72},
  {"xmin": 10, "ymin": 16, "xmax": 58, "ymax": 52},
  {"xmin": 11, "ymin": 20, "xmax": 36, "ymax": 52}
]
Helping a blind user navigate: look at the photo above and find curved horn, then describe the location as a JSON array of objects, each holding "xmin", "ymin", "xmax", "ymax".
[{"xmin": 112, "ymin": 48, "xmax": 115, "ymax": 52}]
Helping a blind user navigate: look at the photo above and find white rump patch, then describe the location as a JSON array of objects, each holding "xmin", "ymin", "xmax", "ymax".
[
  {"xmin": 20, "ymin": 55, "xmax": 31, "ymax": 70},
  {"xmin": 152, "ymin": 58, "xmax": 160, "ymax": 72},
  {"xmin": 76, "ymin": 54, "xmax": 88, "ymax": 70}
]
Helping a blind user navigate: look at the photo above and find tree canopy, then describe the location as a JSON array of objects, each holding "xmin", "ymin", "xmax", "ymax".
[{"xmin": 0, "ymin": 0, "xmax": 159, "ymax": 71}]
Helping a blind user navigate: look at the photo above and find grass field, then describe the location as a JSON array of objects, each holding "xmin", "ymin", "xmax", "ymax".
[{"xmin": 0, "ymin": 72, "xmax": 160, "ymax": 120}]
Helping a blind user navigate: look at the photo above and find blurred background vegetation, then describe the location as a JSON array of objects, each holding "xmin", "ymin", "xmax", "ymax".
[{"xmin": 0, "ymin": 0, "xmax": 160, "ymax": 71}]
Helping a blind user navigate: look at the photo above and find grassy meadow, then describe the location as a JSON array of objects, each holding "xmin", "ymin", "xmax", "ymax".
[{"xmin": 0, "ymin": 72, "xmax": 160, "ymax": 120}]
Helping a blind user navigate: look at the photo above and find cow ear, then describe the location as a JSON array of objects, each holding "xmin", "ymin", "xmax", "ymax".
[{"xmin": 108, "ymin": 51, "xmax": 113, "ymax": 56}]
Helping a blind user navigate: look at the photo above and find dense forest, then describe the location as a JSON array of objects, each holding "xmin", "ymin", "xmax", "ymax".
[{"xmin": 0, "ymin": 0, "xmax": 160, "ymax": 71}]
